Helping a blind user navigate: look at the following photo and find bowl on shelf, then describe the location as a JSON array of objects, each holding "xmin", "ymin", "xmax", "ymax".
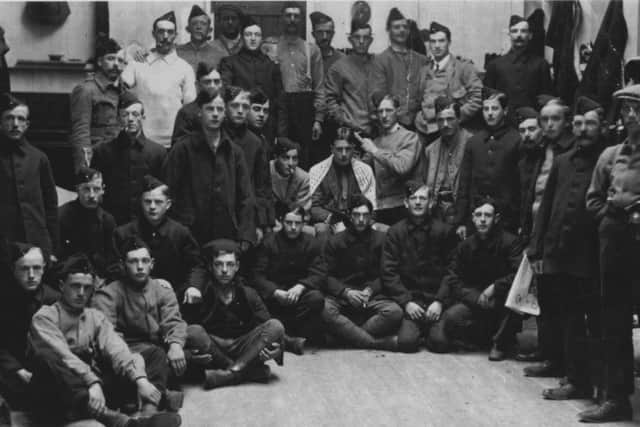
[{"xmin": 48, "ymin": 54, "xmax": 64, "ymax": 61}]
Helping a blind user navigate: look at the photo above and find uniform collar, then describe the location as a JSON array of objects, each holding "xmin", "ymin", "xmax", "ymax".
[
  {"xmin": 117, "ymin": 130, "xmax": 146, "ymax": 149},
  {"xmin": 71, "ymin": 199, "xmax": 104, "ymax": 221},
  {"xmin": 94, "ymin": 71, "xmax": 120, "ymax": 92},
  {"xmin": 138, "ymin": 215, "xmax": 170, "ymax": 237},
  {"xmin": 147, "ymin": 49, "xmax": 179, "ymax": 65},
  {"xmin": 407, "ymin": 216, "xmax": 431, "ymax": 232},
  {"xmin": 435, "ymin": 54, "xmax": 451, "ymax": 71}
]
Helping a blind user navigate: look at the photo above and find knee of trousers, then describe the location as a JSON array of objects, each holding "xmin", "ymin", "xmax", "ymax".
[
  {"xmin": 139, "ymin": 344, "xmax": 170, "ymax": 389},
  {"xmin": 302, "ymin": 290, "xmax": 326, "ymax": 314},
  {"xmin": 378, "ymin": 302, "xmax": 404, "ymax": 324},
  {"xmin": 263, "ymin": 318, "xmax": 285, "ymax": 341},
  {"xmin": 186, "ymin": 324, "xmax": 211, "ymax": 352},
  {"xmin": 425, "ymin": 321, "xmax": 450, "ymax": 354}
]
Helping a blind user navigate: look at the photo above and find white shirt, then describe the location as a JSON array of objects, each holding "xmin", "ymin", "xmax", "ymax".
[
  {"xmin": 121, "ymin": 50, "xmax": 196, "ymax": 148},
  {"xmin": 435, "ymin": 54, "xmax": 451, "ymax": 72}
]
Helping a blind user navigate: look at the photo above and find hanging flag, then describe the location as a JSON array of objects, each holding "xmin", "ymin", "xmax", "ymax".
[{"xmin": 546, "ymin": 0, "xmax": 581, "ymax": 105}]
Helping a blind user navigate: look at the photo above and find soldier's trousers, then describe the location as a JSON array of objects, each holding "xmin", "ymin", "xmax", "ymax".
[
  {"xmin": 186, "ymin": 319, "xmax": 285, "ymax": 370},
  {"xmin": 30, "ymin": 344, "xmax": 169, "ymax": 422},
  {"xmin": 596, "ymin": 215, "xmax": 637, "ymax": 399},
  {"xmin": 322, "ymin": 297, "xmax": 403, "ymax": 348},
  {"xmin": 266, "ymin": 289, "xmax": 325, "ymax": 339},
  {"xmin": 433, "ymin": 302, "xmax": 522, "ymax": 354}
]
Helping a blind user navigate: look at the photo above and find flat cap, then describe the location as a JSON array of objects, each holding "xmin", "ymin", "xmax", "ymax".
[{"xmin": 613, "ymin": 84, "xmax": 640, "ymax": 102}]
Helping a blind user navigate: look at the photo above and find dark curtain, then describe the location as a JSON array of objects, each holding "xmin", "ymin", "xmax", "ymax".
[
  {"xmin": 546, "ymin": 0, "xmax": 581, "ymax": 105},
  {"xmin": 95, "ymin": 1, "xmax": 110, "ymax": 39},
  {"xmin": 527, "ymin": 9, "xmax": 546, "ymax": 58},
  {"xmin": 576, "ymin": 0, "xmax": 628, "ymax": 112}
]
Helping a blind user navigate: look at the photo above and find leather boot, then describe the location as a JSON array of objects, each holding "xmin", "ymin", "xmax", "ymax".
[
  {"xmin": 203, "ymin": 369, "xmax": 243, "ymax": 390},
  {"xmin": 542, "ymin": 383, "xmax": 592, "ymax": 400},
  {"xmin": 284, "ymin": 335, "xmax": 306, "ymax": 355},
  {"xmin": 244, "ymin": 364, "xmax": 272, "ymax": 383},
  {"xmin": 523, "ymin": 361, "xmax": 563, "ymax": 377},
  {"xmin": 161, "ymin": 390, "xmax": 184, "ymax": 412},
  {"xmin": 373, "ymin": 335, "xmax": 398, "ymax": 351},
  {"xmin": 578, "ymin": 399, "xmax": 632, "ymax": 423},
  {"xmin": 515, "ymin": 349, "xmax": 545, "ymax": 362},
  {"xmin": 96, "ymin": 408, "xmax": 131, "ymax": 427},
  {"xmin": 127, "ymin": 412, "xmax": 182, "ymax": 427}
]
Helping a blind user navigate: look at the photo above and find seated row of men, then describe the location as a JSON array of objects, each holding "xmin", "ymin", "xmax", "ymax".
[{"xmin": 0, "ymin": 179, "xmax": 519, "ymax": 426}]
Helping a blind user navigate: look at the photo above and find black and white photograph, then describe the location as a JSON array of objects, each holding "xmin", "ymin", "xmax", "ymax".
[{"xmin": 0, "ymin": 0, "xmax": 639, "ymax": 425}]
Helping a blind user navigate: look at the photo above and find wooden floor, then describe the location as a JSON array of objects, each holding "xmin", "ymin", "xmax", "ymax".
[{"xmin": 178, "ymin": 347, "xmax": 640, "ymax": 427}]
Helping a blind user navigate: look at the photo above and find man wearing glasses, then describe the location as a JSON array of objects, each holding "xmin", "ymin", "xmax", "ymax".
[
  {"xmin": 325, "ymin": 19, "xmax": 376, "ymax": 136},
  {"xmin": 91, "ymin": 93, "xmax": 166, "ymax": 225}
]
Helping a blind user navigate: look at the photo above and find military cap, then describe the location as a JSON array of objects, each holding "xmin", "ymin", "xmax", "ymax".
[
  {"xmin": 153, "ymin": 11, "xmax": 177, "ymax": 30},
  {"xmin": 386, "ymin": 8, "xmax": 406, "ymax": 29},
  {"xmin": 404, "ymin": 179, "xmax": 428, "ymax": 198},
  {"xmin": 515, "ymin": 106, "xmax": 539, "ymax": 123},
  {"xmin": 8, "ymin": 241, "xmax": 40, "ymax": 265},
  {"xmin": 536, "ymin": 94, "xmax": 561, "ymax": 109},
  {"xmin": 118, "ymin": 91, "xmax": 142, "ymax": 111},
  {"xmin": 94, "ymin": 37, "xmax": 121, "ymax": 60},
  {"xmin": 574, "ymin": 96, "xmax": 603, "ymax": 116},
  {"xmin": 0, "ymin": 93, "xmax": 25, "ymax": 115},
  {"xmin": 310, "ymin": 11, "xmax": 332, "ymax": 26},
  {"xmin": 141, "ymin": 175, "xmax": 166, "ymax": 193},
  {"xmin": 429, "ymin": 21, "xmax": 450, "ymax": 39},
  {"xmin": 188, "ymin": 5, "xmax": 208, "ymax": 21},
  {"xmin": 74, "ymin": 167, "xmax": 101, "ymax": 186},
  {"xmin": 216, "ymin": 4, "xmax": 242, "ymax": 17},
  {"xmin": 613, "ymin": 84, "xmax": 640, "ymax": 102},
  {"xmin": 509, "ymin": 15, "xmax": 527, "ymax": 27}
]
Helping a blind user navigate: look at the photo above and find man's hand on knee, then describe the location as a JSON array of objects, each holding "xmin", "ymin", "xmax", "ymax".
[
  {"xmin": 87, "ymin": 383, "xmax": 106, "ymax": 417},
  {"xmin": 167, "ymin": 343, "xmax": 186, "ymax": 377},
  {"xmin": 405, "ymin": 301, "xmax": 426, "ymax": 321},
  {"xmin": 259, "ymin": 342, "xmax": 281, "ymax": 362},
  {"xmin": 136, "ymin": 377, "xmax": 161, "ymax": 406},
  {"xmin": 426, "ymin": 301, "xmax": 443, "ymax": 321}
]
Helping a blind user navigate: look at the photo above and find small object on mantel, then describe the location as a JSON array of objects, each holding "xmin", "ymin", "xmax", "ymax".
[{"xmin": 48, "ymin": 54, "xmax": 64, "ymax": 61}]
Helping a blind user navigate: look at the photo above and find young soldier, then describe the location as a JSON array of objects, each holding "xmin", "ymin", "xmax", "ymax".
[
  {"xmin": 93, "ymin": 238, "xmax": 186, "ymax": 415},
  {"xmin": 184, "ymin": 239, "xmax": 284, "ymax": 390},
  {"xmin": 29, "ymin": 254, "xmax": 181, "ymax": 426},
  {"xmin": 321, "ymin": 194, "xmax": 403, "ymax": 350}
]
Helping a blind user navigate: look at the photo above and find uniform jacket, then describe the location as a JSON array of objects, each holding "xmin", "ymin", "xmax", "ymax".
[
  {"xmin": 252, "ymin": 230, "xmax": 323, "ymax": 299},
  {"xmin": 165, "ymin": 131, "xmax": 256, "ymax": 245},
  {"xmin": 529, "ymin": 142, "xmax": 602, "ymax": 278},
  {"xmin": 59, "ymin": 200, "xmax": 116, "ymax": 278},
  {"xmin": 171, "ymin": 101, "xmax": 200, "ymax": 146},
  {"xmin": 183, "ymin": 278, "xmax": 271, "ymax": 339},
  {"xmin": 368, "ymin": 125, "xmax": 421, "ymax": 210},
  {"xmin": 324, "ymin": 53, "xmax": 375, "ymax": 134},
  {"xmin": 219, "ymin": 48, "xmax": 288, "ymax": 137},
  {"xmin": 455, "ymin": 124, "xmax": 521, "ymax": 231},
  {"xmin": 0, "ymin": 282, "xmax": 59, "ymax": 373},
  {"xmin": 419, "ymin": 128, "xmax": 472, "ymax": 198},
  {"xmin": 223, "ymin": 124, "xmax": 274, "ymax": 228},
  {"xmin": 92, "ymin": 278, "xmax": 187, "ymax": 349},
  {"xmin": 444, "ymin": 229, "xmax": 522, "ymax": 309},
  {"xmin": 483, "ymin": 49, "xmax": 553, "ymax": 111},
  {"xmin": 320, "ymin": 227, "xmax": 386, "ymax": 298},
  {"xmin": 112, "ymin": 217, "xmax": 201, "ymax": 298},
  {"xmin": 415, "ymin": 54, "xmax": 482, "ymax": 134},
  {"xmin": 69, "ymin": 72, "xmax": 123, "ymax": 171},
  {"xmin": 382, "ymin": 217, "xmax": 457, "ymax": 307},
  {"xmin": 30, "ymin": 301, "xmax": 146, "ymax": 386},
  {"xmin": 270, "ymin": 160, "xmax": 311, "ymax": 211},
  {"xmin": 518, "ymin": 131, "xmax": 575, "ymax": 239},
  {"xmin": 0, "ymin": 136, "xmax": 58, "ymax": 254},
  {"xmin": 176, "ymin": 40, "xmax": 228, "ymax": 72},
  {"xmin": 90, "ymin": 131, "xmax": 166, "ymax": 225},
  {"xmin": 371, "ymin": 47, "xmax": 429, "ymax": 128}
]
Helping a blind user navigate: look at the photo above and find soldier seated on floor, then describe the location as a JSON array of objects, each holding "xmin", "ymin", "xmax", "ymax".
[
  {"xmin": 252, "ymin": 206, "xmax": 325, "ymax": 354},
  {"xmin": 183, "ymin": 239, "xmax": 284, "ymax": 390},
  {"xmin": 0, "ymin": 243, "xmax": 59, "ymax": 413},
  {"xmin": 432, "ymin": 197, "xmax": 523, "ymax": 360},
  {"xmin": 29, "ymin": 254, "xmax": 181, "ymax": 427},
  {"xmin": 92, "ymin": 237, "xmax": 187, "ymax": 416},
  {"xmin": 320, "ymin": 194, "xmax": 403, "ymax": 350},
  {"xmin": 381, "ymin": 180, "xmax": 458, "ymax": 353}
]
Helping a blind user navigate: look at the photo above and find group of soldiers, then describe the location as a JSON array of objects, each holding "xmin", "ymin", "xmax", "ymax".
[{"xmin": 0, "ymin": 1, "xmax": 639, "ymax": 425}]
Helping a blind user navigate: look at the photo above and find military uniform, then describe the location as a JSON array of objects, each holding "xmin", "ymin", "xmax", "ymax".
[
  {"xmin": 29, "ymin": 301, "xmax": 150, "ymax": 422},
  {"xmin": 69, "ymin": 72, "xmax": 123, "ymax": 172}
]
